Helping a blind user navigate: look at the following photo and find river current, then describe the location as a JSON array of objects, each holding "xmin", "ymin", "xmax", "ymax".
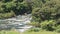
[{"xmin": 0, "ymin": 14, "xmax": 32, "ymax": 32}]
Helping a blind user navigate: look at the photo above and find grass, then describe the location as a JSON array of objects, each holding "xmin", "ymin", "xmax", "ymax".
[
  {"xmin": 0, "ymin": 30, "xmax": 60, "ymax": 34},
  {"xmin": 24, "ymin": 31, "xmax": 60, "ymax": 34},
  {"xmin": 0, "ymin": 30, "xmax": 20, "ymax": 34}
]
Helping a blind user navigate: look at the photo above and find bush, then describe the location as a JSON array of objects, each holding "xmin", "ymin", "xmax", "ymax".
[
  {"xmin": 55, "ymin": 25, "xmax": 60, "ymax": 33},
  {"xmin": 28, "ymin": 28, "xmax": 40, "ymax": 32},
  {"xmin": 0, "ymin": 11, "xmax": 15, "ymax": 19},
  {"xmin": 29, "ymin": 22, "xmax": 40, "ymax": 27},
  {"xmin": 40, "ymin": 20, "xmax": 56, "ymax": 31}
]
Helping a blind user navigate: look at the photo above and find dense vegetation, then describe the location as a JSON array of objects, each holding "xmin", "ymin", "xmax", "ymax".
[
  {"xmin": 31, "ymin": 0, "xmax": 60, "ymax": 32},
  {"xmin": 0, "ymin": 0, "xmax": 60, "ymax": 33},
  {"xmin": 0, "ymin": 0, "xmax": 32, "ymax": 19}
]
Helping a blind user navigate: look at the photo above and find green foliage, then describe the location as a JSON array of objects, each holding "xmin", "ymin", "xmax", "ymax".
[
  {"xmin": 40, "ymin": 20, "xmax": 56, "ymax": 31},
  {"xmin": 32, "ymin": 0, "xmax": 60, "ymax": 22},
  {"xmin": 5, "ymin": 2, "xmax": 16, "ymax": 9},
  {"xmin": 0, "ymin": 11, "xmax": 15, "ymax": 19},
  {"xmin": 32, "ymin": 8, "xmax": 41, "ymax": 22},
  {"xmin": 0, "ymin": 0, "xmax": 32, "ymax": 18},
  {"xmin": 31, "ymin": 0, "xmax": 43, "ymax": 8},
  {"xmin": 55, "ymin": 25, "xmax": 60, "ymax": 33},
  {"xmin": 31, "ymin": 0, "xmax": 60, "ymax": 32},
  {"xmin": 28, "ymin": 28, "xmax": 40, "ymax": 32},
  {"xmin": 29, "ymin": 22, "xmax": 40, "ymax": 27}
]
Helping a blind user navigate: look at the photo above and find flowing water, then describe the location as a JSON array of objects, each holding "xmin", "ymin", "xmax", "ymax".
[{"xmin": 0, "ymin": 14, "xmax": 32, "ymax": 32}]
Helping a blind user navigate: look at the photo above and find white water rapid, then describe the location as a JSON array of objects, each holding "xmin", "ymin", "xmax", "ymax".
[{"xmin": 0, "ymin": 14, "xmax": 32, "ymax": 32}]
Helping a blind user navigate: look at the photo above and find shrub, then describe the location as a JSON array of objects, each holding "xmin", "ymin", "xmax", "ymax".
[
  {"xmin": 55, "ymin": 25, "xmax": 60, "ymax": 33},
  {"xmin": 0, "ymin": 11, "xmax": 15, "ymax": 19},
  {"xmin": 40, "ymin": 20, "xmax": 56, "ymax": 31},
  {"xmin": 29, "ymin": 22, "xmax": 40, "ymax": 27},
  {"xmin": 28, "ymin": 28, "xmax": 40, "ymax": 32}
]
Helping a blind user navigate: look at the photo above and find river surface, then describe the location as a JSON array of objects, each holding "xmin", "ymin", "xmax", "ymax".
[{"xmin": 0, "ymin": 14, "xmax": 32, "ymax": 32}]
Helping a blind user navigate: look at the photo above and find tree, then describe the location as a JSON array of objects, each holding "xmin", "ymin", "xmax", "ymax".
[{"xmin": 31, "ymin": 0, "xmax": 60, "ymax": 31}]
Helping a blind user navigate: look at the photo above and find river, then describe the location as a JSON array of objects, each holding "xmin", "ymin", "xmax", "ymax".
[{"xmin": 0, "ymin": 14, "xmax": 32, "ymax": 32}]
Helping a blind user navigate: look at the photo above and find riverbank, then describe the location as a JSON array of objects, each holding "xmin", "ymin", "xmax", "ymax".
[{"xmin": 0, "ymin": 30, "xmax": 60, "ymax": 34}]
